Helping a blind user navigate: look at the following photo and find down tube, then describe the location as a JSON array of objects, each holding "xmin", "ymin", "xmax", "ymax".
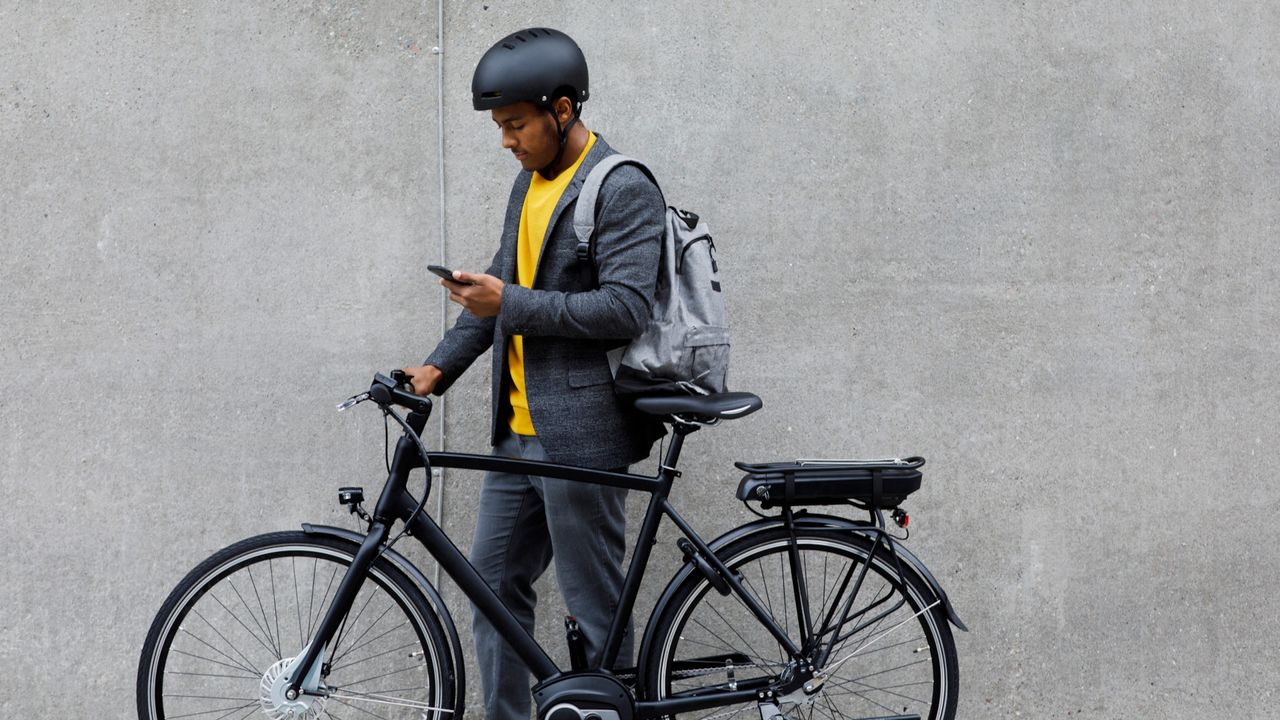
[{"xmin": 401, "ymin": 491, "xmax": 560, "ymax": 680}]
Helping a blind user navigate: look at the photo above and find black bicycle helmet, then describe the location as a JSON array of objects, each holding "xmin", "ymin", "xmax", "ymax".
[{"xmin": 472, "ymin": 27, "xmax": 589, "ymax": 111}]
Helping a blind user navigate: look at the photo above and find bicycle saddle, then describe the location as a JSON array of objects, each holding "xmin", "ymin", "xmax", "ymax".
[{"xmin": 633, "ymin": 391, "xmax": 763, "ymax": 422}]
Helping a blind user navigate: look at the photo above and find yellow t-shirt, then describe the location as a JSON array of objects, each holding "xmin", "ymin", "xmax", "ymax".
[{"xmin": 507, "ymin": 132, "xmax": 598, "ymax": 435}]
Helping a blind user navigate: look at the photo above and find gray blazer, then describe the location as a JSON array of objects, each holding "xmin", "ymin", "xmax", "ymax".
[{"xmin": 424, "ymin": 136, "xmax": 665, "ymax": 469}]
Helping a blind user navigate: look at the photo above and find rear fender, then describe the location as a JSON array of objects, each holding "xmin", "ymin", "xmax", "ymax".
[
  {"xmin": 703, "ymin": 514, "xmax": 967, "ymax": 631},
  {"xmin": 636, "ymin": 513, "xmax": 966, "ymax": 697}
]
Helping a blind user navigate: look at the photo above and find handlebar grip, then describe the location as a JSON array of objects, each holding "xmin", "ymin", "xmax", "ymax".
[
  {"xmin": 392, "ymin": 387, "xmax": 433, "ymax": 415},
  {"xmin": 370, "ymin": 373, "xmax": 433, "ymax": 416}
]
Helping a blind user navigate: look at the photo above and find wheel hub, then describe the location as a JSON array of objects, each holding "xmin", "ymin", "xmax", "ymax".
[{"xmin": 260, "ymin": 657, "xmax": 327, "ymax": 720}]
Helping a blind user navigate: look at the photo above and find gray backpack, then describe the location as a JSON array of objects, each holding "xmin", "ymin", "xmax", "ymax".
[{"xmin": 574, "ymin": 154, "xmax": 730, "ymax": 397}]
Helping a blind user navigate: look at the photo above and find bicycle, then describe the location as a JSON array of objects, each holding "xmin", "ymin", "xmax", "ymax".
[{"xmin": 137, "ymin": 372, "xmax": 967, "ymax": 720}]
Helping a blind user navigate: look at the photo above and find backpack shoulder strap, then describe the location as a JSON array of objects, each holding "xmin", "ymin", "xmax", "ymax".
[{"xmin": 573, "ymin": 153, "xmax": 661, "ymax": 262}]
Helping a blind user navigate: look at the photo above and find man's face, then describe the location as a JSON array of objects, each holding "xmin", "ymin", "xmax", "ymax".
[{"xmin": 491, "ymin": 101, "xmax": 559, "ymax": 172}]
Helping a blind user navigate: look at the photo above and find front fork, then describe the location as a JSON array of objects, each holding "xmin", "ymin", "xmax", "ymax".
[
  {"xmin": 283, "ymin": 520, "xmax": 392, "ymax": 699},
  {"xmin": 285, "ymin": 409, "xmax": 430, "ymax": 698}
]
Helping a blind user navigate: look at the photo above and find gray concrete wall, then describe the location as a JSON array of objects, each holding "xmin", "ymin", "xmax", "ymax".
[{"xmin": 3, "ymin": 1, "xmax": 1277, "ymax": 717}]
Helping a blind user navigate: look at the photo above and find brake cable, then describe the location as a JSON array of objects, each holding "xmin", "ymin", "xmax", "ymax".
[{"xmin": 378, "ymin": 403, "xmax": 435, "ymax": 554}]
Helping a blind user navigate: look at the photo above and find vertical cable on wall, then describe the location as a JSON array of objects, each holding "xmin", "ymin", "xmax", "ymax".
[{"xmin": 431, "ymin": 0, "xmax": 446, "ymax": 590}]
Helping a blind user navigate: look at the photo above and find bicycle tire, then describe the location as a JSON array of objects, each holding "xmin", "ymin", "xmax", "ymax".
[
  {"xmin": 643, "ymin": 528, "xmax": 958, "ymax": 720},
  {"xmin": 137, "ymin": 531, "xmax": 457, "ymax": 720}
]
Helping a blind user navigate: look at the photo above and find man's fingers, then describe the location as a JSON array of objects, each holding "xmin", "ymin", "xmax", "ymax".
[{"xmin": 399, "ymin": 367, "xmax": 426, "ymax": 395}]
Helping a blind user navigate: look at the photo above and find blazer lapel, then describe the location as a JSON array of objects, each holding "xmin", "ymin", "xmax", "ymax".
[
  {"xmin": 532, "ymin": 136, "xmax": 615, "ymax": 286},
  {"xmin": 500, "ymin": 171, "xmax": 533, "ymax": 283}
]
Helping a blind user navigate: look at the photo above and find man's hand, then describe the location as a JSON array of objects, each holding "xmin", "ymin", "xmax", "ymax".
[
  {"xmin": 401, "ymin": 364, "xmax": 444, "ymax": 396},
  {"xmin": 443, "ymin": 271, "xmax": 504, "ymax": 317}
]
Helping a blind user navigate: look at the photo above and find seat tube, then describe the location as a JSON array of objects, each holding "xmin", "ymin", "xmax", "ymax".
[
  {"xmin": 601, "ymin": 481, "xmax": 670, "ymax": 669},
  {"xmin": 599, "ymin": 434, "xmax": 687, "ymax": 669}
]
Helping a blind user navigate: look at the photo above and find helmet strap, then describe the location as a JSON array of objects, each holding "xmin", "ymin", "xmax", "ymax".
[{"xmin": 537, "ymin": 102, "xmax": 581, "ymax": 178}]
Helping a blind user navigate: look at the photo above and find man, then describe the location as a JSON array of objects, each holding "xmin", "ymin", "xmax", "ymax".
[{"xmin": 400, "ymin": 27, "xmax": 665, "ymax": 720}]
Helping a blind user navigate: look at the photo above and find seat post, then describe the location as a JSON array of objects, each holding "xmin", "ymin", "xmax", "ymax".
[{"xmin": 660, "ymin": 424, "xmax": 696, "ymax": 475}]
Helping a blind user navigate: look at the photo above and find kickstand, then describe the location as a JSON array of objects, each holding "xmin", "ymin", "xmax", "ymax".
[{"xmin": 757, "ymin": 701, "xmax": 785, "ymax": 720}]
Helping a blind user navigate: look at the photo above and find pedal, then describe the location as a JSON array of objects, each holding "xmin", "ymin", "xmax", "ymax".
[{"xmin": 564, "ymin": 615, "xmax": 588, "ymax": 671}]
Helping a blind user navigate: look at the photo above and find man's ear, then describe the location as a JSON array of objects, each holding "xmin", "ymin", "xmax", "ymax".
[{"xmin": 554, "ymin": 96, "xmax": 575, "ymax": 124}]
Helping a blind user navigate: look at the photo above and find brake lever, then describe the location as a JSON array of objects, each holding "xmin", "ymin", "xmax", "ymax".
[{"xmin": 336, "ymin": 392, "xmax": 370, "ymax": 412}]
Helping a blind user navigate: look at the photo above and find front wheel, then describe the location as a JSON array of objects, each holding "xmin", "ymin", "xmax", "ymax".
[
  {"xmin": 643, "ymin": 528, "xmax": 958, "ymax": 720},
  {"xmin": 137, "ymin": 531, "xmax": 457, "ymax": 720}
]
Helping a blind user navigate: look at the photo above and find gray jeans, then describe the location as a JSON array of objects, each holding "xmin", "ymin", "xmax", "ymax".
[{"xmin": 469, "ymin": 430, "xmax": 634, "ymax": 720}]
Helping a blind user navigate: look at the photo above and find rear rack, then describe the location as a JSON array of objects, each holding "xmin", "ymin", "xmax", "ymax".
[{"xmin": 794, "ymin": 457, "xmax": 924, "ymax": 468}]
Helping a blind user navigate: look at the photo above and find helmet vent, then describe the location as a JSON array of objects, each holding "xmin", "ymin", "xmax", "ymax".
[
  {"xmin": 528, "ymin": 29, "xmax": 539, "ymax": 37},
  {"xmin": 501, "ymin": 43, "xmax": 514, "ymax": 50},
  {"xmin": 481, "ymin": 91, "xmax": 503, "ymax": 99},
  {"xmin": 515, "ymin": 34, "xmax": 527, "ymax": 42}
]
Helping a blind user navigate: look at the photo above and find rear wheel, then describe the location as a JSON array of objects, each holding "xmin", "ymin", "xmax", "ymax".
[
  {"xmin": 137, "ymin": 531, "xmax": 457, "ymax": 720},
  {"xmin": 643, "ymin": 528, "xmax": 958, "ymax": 720}
]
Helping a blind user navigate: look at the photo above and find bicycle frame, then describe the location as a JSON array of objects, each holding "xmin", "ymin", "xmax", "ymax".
[{"xmin": 287, "ymin": 407, "xmax": 916, "ymax": 717}]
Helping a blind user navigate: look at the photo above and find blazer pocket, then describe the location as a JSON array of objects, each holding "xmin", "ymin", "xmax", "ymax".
[{"xmin": 568, "ymin": 366, "xmax": 615, "ymax": 388}]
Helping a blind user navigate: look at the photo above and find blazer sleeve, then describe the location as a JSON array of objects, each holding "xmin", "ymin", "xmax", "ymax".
[
  {"xmin": 421, "ymin": 246, "xmax": 503, "ymax": 395},
  {"xmin": 498, "ymin": 167, "xmax": 663, "ymax": 339}
]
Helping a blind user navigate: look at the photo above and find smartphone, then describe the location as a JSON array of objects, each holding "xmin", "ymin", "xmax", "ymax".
[{"xmin": 428, "ymin": 264, "xmax": 473, "ymax": 285}]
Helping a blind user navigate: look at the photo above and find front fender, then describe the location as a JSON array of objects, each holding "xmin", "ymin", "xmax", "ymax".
[{"xmin": 301, "ymin": 523, "xmax": 466, "ymax": 713}]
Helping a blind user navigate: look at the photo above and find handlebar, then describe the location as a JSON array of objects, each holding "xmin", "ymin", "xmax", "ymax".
[
  {"xmin": 372, "ymin": 371, "xmax": 434, "ymax": 416},
  {"xmin": 337, "ymin": 372, "xmax": 434, "ymax": 417}
]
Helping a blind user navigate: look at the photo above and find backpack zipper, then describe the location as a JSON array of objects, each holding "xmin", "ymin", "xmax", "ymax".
[{"xmin": 677, "ymin": 234, "xmax": 716, "ymax": 273}]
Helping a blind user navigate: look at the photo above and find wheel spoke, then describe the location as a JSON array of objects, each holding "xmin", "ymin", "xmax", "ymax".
[
  {"xmin": 265, "ymin": 559, "xmax": 283, "ymax": 652},
  {"xmin": 330, "ymin": 697, "xmax": 392, "ymax": 720},
  {"xmin": 309, "ymin": 562, "xmax": 342, "ymax": 641},
  {"xmin": 178, "ymin": 624, "xmax": 260, "ymax": 677},
  {"xmin": 340, "ymin": 662, "xmax": 427, "ymax": 688},
  {"xmin": 226, "ymin": 574, "xmax": 278, "ymax": 658},
  {"xmin": 330, "ymin": 640, "xmax": 419, "ymax": 673},
  {"xmin": 331, "ymin": 583, "xmax": 379, "ymax": 662},
  {"xmin": 670, "ymin": 632, "xmax": 783, "ymax": 671},
  {"xmin": 207, "ymin": 588, "xmax": 278, "ymax": 659},
  {"xmin": 162, "ymin": 701, "xmax": 258, "ymax": 719},
  {"xmin": 292, "ymin": 557, "xmax": 306, "ymax": 647},
  {"xmin": 169, "ymin": 648, "xmax": 260, "ymax": 678},
  {"xmin": 328, "ymin": 687, "xmax": 449, "ymax": 712},
  {"xmin": 331, "ymin": 602, "xmax": 398, "ymax": 666},
  {"xmin": 752, "ymin": 557, "xmax": 781, "ymax": 662},
  {"xmin": 224, "ymin": 702, "xmax": 263, "ymax": 720},
  {"xmin": 307, "ymin": 557, "xmax": 320, "ymax": 641}
]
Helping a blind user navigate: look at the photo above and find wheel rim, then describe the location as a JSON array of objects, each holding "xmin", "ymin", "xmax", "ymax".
[
  {"xmin": 655, "ymin": 536, "xmax": 950, "ymax": 720},
  {"xmin": 145, "ymin": 542, "xmax": 446, "ymax": 720}
]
